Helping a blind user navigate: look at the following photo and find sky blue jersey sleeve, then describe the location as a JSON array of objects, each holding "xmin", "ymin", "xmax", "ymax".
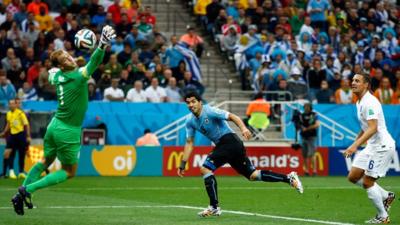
[
  {"xmin": 208, "ymin": 106, "xmax": 229, "ymax": 120},
  {"xmin": 185, "ymin": 117, "xmax": 195, "ymax": 139}
]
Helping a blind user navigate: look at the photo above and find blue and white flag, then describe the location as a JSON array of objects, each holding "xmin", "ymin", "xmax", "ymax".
[{"xmin": 174, "ymin": 43, "xmax": 202, "ymax": 82}]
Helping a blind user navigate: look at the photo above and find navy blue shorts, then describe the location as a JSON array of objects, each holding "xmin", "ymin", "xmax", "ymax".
[
  {"xmin": 6, "ymin": 132, "xmax": 28, "ymax": 151},
  {"xmin": 202, "ymin": 133, "xmax": 256, "ymax": 179}
]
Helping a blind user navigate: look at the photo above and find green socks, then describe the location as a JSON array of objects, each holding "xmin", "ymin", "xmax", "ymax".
[
  {"xmin": 26, "ymin": 170, "xmax": 68, "ymax": 194},
  {"xmin": 23, "ymin": 162, "xmax": 46, "ymax": 187}
]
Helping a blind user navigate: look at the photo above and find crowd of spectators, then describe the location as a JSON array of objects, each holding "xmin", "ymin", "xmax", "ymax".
[
  {"xmin": 0, "ymin": 0, "xmax": 206, "ymax": 104},
  {"xmin": 191, "ymin": 0, "xmax": 400, "ymax": 104}
]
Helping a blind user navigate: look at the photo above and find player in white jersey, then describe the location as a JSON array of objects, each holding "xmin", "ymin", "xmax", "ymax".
[{"xmin": 343, "ymin": 73, "xmax": 396, "ymax": 224}]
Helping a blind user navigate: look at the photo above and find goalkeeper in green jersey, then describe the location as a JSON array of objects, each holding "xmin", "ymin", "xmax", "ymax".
[{"xmin": 11, "ymin": 25, "xmax": 116, "ymax": 215}]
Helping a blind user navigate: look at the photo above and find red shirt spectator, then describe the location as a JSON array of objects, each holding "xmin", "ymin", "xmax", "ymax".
[
  {"xmin": 27, "ymin": 0, "xmax": 48, "ymax": 15},
  {"xmin": 137, "ymin": 6, "xmax": 156, "ymax": 26},
  {"xmin": 27, "ymin": 60, "xmax": 41, "ymax": 86},
  {"xmin": 107, "ymin": 0, "xmax": 122, "ymax": 25}
]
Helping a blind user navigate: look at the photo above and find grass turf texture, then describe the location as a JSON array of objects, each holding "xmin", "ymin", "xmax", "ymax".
[{"xmin": 0, "ymin": 176, "xmax": 399, "ymax": 225}]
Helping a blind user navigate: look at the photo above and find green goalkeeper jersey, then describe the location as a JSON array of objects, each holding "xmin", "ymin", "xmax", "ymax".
[{"xmin": 49, "ymin": 48, "xmax": 105, "ymax": 127}]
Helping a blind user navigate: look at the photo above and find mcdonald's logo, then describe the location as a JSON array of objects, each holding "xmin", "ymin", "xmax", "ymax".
[
  {"xmin": 315, "ymin": 151, "xmax": 324, "ymax": 171},
  {"xmin": 167, "ymin": 151, "xmax": 189, "ymax": 171}
]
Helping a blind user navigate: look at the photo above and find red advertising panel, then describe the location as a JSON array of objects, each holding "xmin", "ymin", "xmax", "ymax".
[{"xmin": 163, "ymin": 146, "xmax": 329, "ymax": 176}]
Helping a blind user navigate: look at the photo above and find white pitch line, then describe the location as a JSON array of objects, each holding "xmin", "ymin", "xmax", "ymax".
[
  {"xmin": 3, "ymin": 186, "xmax": 400, "ymax": 191},
  {"xmin": 0, "ymin": 204, "xmax": 354, "ymax": 225}
]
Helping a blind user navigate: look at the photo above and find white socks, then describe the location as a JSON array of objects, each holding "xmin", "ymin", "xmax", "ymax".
[
  {"xmin": 366, "ymin": 184, "xmax": 388, "ymax": 218},
  {"xmin": 374, "ymin": 183, "xmax": 389, "ymax": 200},
  {"xmin": 356, "ymin": 178, "xmax": 389, "ymax": 200}
]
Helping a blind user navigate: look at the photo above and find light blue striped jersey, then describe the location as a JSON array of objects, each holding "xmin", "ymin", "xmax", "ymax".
[{"xmin": 185, "ymin": 105, "xmax": 234, "ymax": 144}]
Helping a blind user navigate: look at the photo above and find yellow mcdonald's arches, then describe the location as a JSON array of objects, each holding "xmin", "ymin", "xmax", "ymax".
[
  {"xmin": 315, "ymin": 152, "xmax": 324, "ymax": 171},
  {"xmin": 167, "ymin": 151, "xmax": 189, "ymax": 171},
  {"xmin": 92, "ymin": 146, "xmax": 137, "ymax": 176}
]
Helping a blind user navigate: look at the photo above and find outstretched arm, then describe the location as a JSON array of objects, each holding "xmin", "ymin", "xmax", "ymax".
[
  {"xmin": 81, "ymin": 25, "xmax": 116, "ymax": 78},
  {"xmin": 228, "ymin": 113, "xmax": 252, "ymax": 140}
]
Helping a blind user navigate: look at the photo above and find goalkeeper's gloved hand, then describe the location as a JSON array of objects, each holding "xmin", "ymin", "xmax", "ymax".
[{"xmin": 99, "ymin": 25, "xmax": 116, "ymax": 49}]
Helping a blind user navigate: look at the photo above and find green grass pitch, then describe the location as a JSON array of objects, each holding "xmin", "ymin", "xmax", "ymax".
[{"xmin": 0, "ymin": 176, "xmax": 399, "ymax": 225}]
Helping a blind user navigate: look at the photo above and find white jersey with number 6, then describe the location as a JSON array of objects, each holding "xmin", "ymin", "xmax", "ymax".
[{"xmin": 356, "ymin": 91, "xmax": 395, "ymax": 147}]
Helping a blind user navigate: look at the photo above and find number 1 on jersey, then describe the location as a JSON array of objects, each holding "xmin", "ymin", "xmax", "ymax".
[{"xmin": 59, "ymin": 84, "xmax": 64, "ymax": 105}]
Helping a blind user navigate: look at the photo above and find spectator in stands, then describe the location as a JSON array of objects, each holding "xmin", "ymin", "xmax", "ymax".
[
  {"xmin": 334, "ymin": 79, "xmax": 354, "ymax": 104},
  {"xmin": 53, "ymin": 29, "xmax": 65, "ymax": 51},
  {"xmin": 108, "ymin": 0, "xmax": 122, "ymax": 25},
  {"xmin": 182, "ymin": 71, "xmax": 205, "ymax": 97},
  {"xmin": 137, "ymin": 16, "xmax": 153, "ymax": 38},
  {"xmin": 67, "ymin": 0, "xmax": 81, "ymax": 14},
  {"xmin": 144, "ymin": 77, "xmax": 167, "ymax": 103},
  {"xmin": 205, "ymin": 0, "xmax": 224, "ymax": 33},
  {"xmin": 88, "ymin": 79, "xmax": 102, "ymax": 101},
  {"xmin": 116, "ymin": 13, "xmax": 133, "ymax": 37},
  {"xmin": 91, "ymin": 5, "xmax": 106, "ymax": 28},
  {"xmin": 7, "ymin": 22, "xmax": 22, "ymax": 48},
  {"xmin": 138, "ymin": 6, "xmax": 156, "ymax": 26},
  {"xmin": 35, "ymin": 6, "xmax": 52, "ymax": 32},
  {"xmin": 0, "ymin": 12, "xmax": 14, "ymax": 31},
  {"xmin": 104, "ymin": 54, "xmax": 123, "ymax": 79},
  {"xmin": 18, "ymin": 81, "xmax": 37, "ymax": 101},
  {"xmin": 180, "ymin": 27, "xmax": 204, "ymax": 58},
  {"xmin": 307, "ymin": 0, "xmax": 331, "ymax": 32},
  {"xmin": 316, "ymin": 80, "xmax": 334, "ymax": 103},
  {"xmin": 159, "ymin": 68, "xmax": 172, "ymax": 88},
  {"xmin": 221, "ymin": 25, "xmax": 240, "ymax": 58},
  {"xmin": 27, "ymin": 0, "xmax": 48, "ymax": 16},
  {"xmin": 37, "ymin": 64, "xmax": 55, "ymax": 100},
  {"xmin": 104, "ymin": 78, "xmax": 125, "ymax": 102},
  {"xmin": 136, "ymin": 128, "xmax": 160, "ymax": 146},
  {"xmin": 23, "ymin": 22, "xmax": 39, "ymax": 49},
  {"xmin": 119, "ymin": 69, "xmax": 133, "ymax": 95},
  {"xmin": 371, "ymin": 67, "xmax": 384, "ymax": 92},
  {"xmin": 6, "ymin": 57, "xmax": 25, "ymax": 91},
  {"xmin": 26, "ymin": 57, "xmax": 41, "ymax": 88},
  {"xmin": 97, "ymin": 69, "xmax": 112, "ymax": 93},
  {"xmin": 2, "ymin": 48, "xmax": 21, "ymax": 72},
  {"xmin": 8, "ymin": 0, "xmax": 22, "ymax": 18},
  {"xmin": 14, "ymin": 2, "xmax": 27, "ymax": 25},
  {"xmin": 0, "ymin": 70, "xmax": 16, "ymax": 102},
  {"xmin": 164, "ymin": 35, "xmax": 184, "ymax": 80},
  {"xmin": 111, "ymin": 35, "xmax": 124, "ymax": 54},
  {"xmin": 165, "ymin": 77, "xmax": 181, "ymax": 103},
  {"xmin": 307, "ymin": 58, "xmax": 327, "ymax": 101},
  {"xmin": 139, "ymin": 43, "xmax": 155, "ymax": 67},
  {"xmin": 124, "ymin": 26, "xmax": 145, "ymax": 51},
  {"xmin": 126, "ymin": 80, "xmax": 146, "ymax": 102},
  {"xmin": 244, "ymin": 92, "xmax": 270, "ymax": 127},
  {"xmin": 0, "ymin": 29, "xmax": 13, "ymax": 59},
  {"xmin": 287, "ymin": 67, "xmax": 307, "ymax": 100},
  {"xmin": 374, "ymin": 77, "xmax": 395, "ymax": 104}
]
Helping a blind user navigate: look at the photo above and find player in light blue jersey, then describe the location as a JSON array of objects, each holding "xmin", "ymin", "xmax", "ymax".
[{"xmin": 178, "ymin": 92, "xmax": 303, "ymax": 217}]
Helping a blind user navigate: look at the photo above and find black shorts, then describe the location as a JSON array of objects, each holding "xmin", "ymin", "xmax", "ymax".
[
  {"xmin": 6, "ymin": 132, "xmax": 28, "ymax": 151},
  {"xmin": 202, "ymin": 133, "xmax": 256, "ymax": 179}
]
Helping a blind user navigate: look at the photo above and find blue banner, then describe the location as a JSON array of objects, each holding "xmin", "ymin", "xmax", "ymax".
[{"xmin": 0, "ymin": 145, "xmax": 163, "ymax": 176}]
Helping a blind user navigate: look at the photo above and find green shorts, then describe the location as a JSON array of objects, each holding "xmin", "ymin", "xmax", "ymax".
[{"xmin": 44, "ymin": 118, "xmax": 81, "ymax": 165}]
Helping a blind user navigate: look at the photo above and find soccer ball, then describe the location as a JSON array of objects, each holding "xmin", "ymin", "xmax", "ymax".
[{"xmin": 74, "ymin": 29, "xmax": 97, "ymax": 51}]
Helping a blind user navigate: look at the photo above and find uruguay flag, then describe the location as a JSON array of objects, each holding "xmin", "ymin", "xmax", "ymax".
[{"xmin": 174, "ymin": 42, "xmax": 202, "ymax": 82}]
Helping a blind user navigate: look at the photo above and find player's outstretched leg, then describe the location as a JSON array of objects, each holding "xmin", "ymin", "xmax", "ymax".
[
  {"xmin": 253, "ymin": 170, "xmax": 303, "ymax": 194},
  {"xmin": 287, "ymin": 172, "xmax": 304, "ymax": 194}
]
